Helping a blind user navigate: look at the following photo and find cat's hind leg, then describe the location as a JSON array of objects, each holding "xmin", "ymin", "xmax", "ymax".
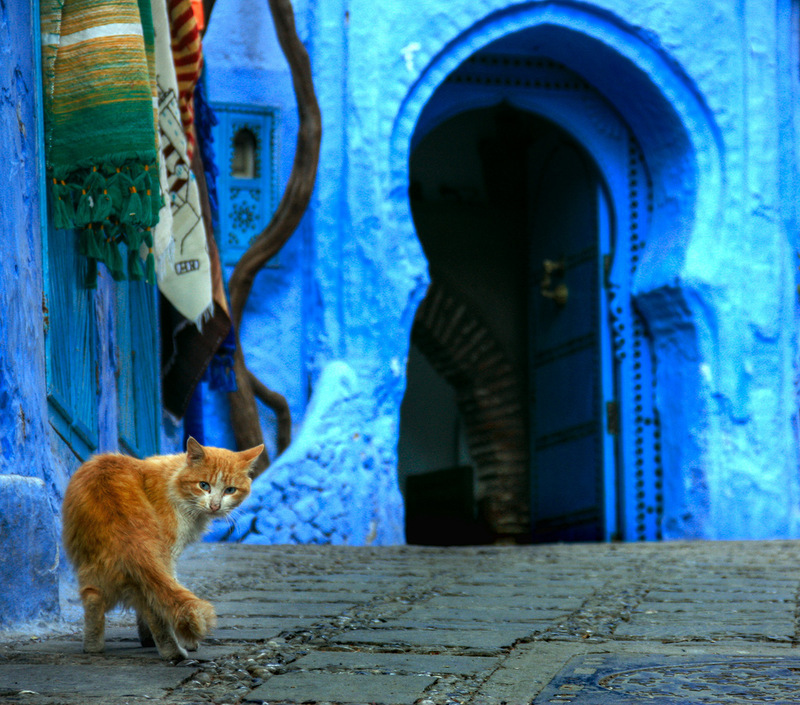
[
  {"xmin": 136, "ymin": 611, "xmax": 155, "ymax": 648},
  {"xmin": 79, "ymin": 586, "xmax": 106, "ymax": 653}
]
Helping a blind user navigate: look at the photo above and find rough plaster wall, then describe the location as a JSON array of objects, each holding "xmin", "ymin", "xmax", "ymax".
[
  {"xmin": 204, "ymin": 0, "xmax": 406, "ymax": 544},
  {"xmin": 0, "ymin": 0, "xmax": 61, "ymax": 624},
  {"xmin": 205, "ymin": 0, "xmax": 800, "ymax": 542},
  {"xmin": 317, "ymin": 0, "xmax": 799, "ymax": 539},
  {"xmin": 0, "ymin": 0, "xmax": 182, "ymax": 629}
]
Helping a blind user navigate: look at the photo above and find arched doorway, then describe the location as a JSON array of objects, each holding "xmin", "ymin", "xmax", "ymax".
[
  {"xmin": 389, "ymin": 3, "xmax": 723, "ymax": 544},
  {"xmin": 399, "ymin": 51, "xmax": 663, "ymax": 543}
]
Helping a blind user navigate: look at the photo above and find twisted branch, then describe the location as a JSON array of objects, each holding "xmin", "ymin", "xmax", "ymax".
[{"xmin": 226, "ymin": 0, "xmax": 322, "ymax": 476}]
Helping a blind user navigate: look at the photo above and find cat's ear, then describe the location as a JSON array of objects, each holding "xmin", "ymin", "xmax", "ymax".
[
  {"xmin": 186, "ymin": 437, "xmax": 206, "ymax": 466},
  {"xmin": 239, "ymin": 444, "xmax": 265, "ymax": 476}
]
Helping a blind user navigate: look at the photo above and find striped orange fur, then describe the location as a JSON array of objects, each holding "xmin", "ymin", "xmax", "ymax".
[{"xmin": 62, "ymin": 438, "xmax": 263, "ymax": 660}]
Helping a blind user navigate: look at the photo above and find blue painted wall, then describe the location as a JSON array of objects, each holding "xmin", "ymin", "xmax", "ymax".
[
  {"xmin": 204, "ymin": 0, "xmax": 800, "ymax": 543},
  {"xmin": 0, "ymin": 0, "xmax": 62, "ymax": 627},
  {"xmin": 203, "ymin": 0, "xmax": 309, "ymax": 460}
]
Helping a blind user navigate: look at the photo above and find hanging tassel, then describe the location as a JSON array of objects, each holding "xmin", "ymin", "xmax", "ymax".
[
  {"xmin": 125, "ymin": 223, "xmax": 143, "ymax": 253},
  {"xmin": 79, "ymin": 225, "xmax": 102, "ymax": 260},
  {"xmin": 77, "ymin": 228, "xmax": 89, "ymax": 257},
  {"xmin": 140, "ymin": 185, "xmax": 152, "ymax": 224},
  {"xmin": 94, "ymin": 227, "xmax": 108, "ymax": 265},
  {"xmin": 140, "ymin": 166, "xmax": 155, "ymax": 225},
  {"xmin": 52, "ymin": 179, "xmax": 75, "ymax": 229},
  {"xmin": 108, "ymin": 167, "xmax": 129, "ymax": 213},
  {"xmin": 83, "ymin": 166, "xmax": 104, "ymax": 191},
  {"xmin": 53, "ymin": 196, "xmax": 73, "ymax": 229},
  {"xmin": 87, "ymin": 226, "xmax": 105, "ymax": 260},
  {"xmin": 125, "ymin": 223, "xmax": 144, "ymax": 280},
  {"xmin": 93, "ymin": 189, "xmax": 112, "ymax": 221},
  {"xmin": 84, "ymin": 258, "xmax": 98, "ymax": 290},
  {"xmin": 122, "ymin": 185, "xmax": 142, "ymax": 224},
  {"xmin": 107, "ymin": 237, "xmax": 126, "ymax": 281},
  {"xmin": 128, "ymin": 249, "xmax": 146, "ymax": 281},
  {"xmin": 146, "ymin": 247, "xmax": 156, "ymax": 285},
  {"xmin": 76, "ymin": 189, "xmax": 93, "ymax": 225},
  {"xmin": 129, "ymin": 171, "xmax": 151, "ymax": 224}
]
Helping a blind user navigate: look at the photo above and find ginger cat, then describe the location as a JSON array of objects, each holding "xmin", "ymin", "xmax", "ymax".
[{"xmin": 62, "ymin": 437, "xmax": 263, "ymax": 660}]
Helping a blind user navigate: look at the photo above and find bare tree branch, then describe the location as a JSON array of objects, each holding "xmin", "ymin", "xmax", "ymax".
[
  {"xmin": 247, "ymin": 368, "xmax": 292, "ymax": 454},
  {"xmin": 227, "ymin": 0, "xmax": 322, "ymax": 477}
]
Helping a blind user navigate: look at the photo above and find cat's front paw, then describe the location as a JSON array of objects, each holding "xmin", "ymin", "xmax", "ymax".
[
  {"xmin": 175, "ymin": 598, "xmax": 216, "ymax": 643},
  {"xmin": 180, "ymin": 637, "xmax": 200, "ymax": 652}
]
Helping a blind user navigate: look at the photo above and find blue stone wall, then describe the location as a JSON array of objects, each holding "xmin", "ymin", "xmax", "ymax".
[
  {"xmin": 205, "ymin": 0, "xmax": 800, "ymax": 542},
  {"xmin": 0, "ymin": 0, "xmax": 62, "ymax": 626}
]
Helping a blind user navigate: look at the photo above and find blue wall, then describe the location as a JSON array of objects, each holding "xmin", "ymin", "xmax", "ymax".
[
  {"xmin": 0, "ymin": 0, "xmax": 61, "ymax": 626},
  {"xmin": 205, "ymin": 0, "xmax": 800, "ymax": 543},
  {"xmin": 203, "ymin": 0, "xmax": 308, "ymax": 460},
  {"xmin": 203, "ymin": 0, "xmax": 406, "ymax": 544}
]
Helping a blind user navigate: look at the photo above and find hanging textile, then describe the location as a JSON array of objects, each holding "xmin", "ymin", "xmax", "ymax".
[
  {"xmin": 151, "ymin": 0, "xmax": 213, "ymax": 324},
  {"xmin": 154, "ymin": 0, "xmax": 231, "ymax": 417},
  {"xmin": 40, "ymin": 0, "xmax": 161, "ymax": 285},
  {"xmin": 168, "ymin": 0, "xmax": 203, "ymax": 161}
]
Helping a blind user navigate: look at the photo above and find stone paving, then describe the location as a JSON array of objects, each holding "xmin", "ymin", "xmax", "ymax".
[{"xmin": 2, "ymin": 541, "xmax": 800, "ymax": 704}]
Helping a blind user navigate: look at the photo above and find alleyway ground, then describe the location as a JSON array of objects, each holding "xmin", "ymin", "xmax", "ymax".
[{"xmin": 2, "ymin": 541, "xmax": 800, "ymax": 704}]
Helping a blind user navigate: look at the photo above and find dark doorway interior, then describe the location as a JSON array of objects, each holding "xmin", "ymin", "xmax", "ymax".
[{"xmin": 399, "ymin": 103, "xmax": 608, "ymax": 545}]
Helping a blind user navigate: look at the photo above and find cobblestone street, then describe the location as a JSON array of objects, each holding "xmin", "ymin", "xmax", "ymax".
[{"xmin": 3, "ymin": 541, "xmax": 800, "ymax": 704}]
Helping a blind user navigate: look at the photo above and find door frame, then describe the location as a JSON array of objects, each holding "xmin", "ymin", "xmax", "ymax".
[{"xmin": 411, "ymin": 51, "xmax": 662, "ymax": 540}]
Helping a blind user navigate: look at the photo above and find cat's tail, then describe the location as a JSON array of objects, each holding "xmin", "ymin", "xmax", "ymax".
[{"xmin": 128, "ymin": 557, "xmax": 217, "ymax": 644}]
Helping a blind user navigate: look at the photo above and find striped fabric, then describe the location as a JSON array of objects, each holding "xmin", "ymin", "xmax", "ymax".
[
  {"xmin": 167, "ymin": 0, "xmax": 202, "ymax": 160},
  {"xmin": 40, "ymin": 0, "xmax": 161, "ymax": 285},
  {"xmin": 151, "ymin": 0, "xmax": 212, "ymax": 324}
]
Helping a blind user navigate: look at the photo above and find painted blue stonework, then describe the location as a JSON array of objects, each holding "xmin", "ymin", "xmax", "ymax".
[
  {"xmin": 207, "ymin": 361, "xmax": 404, "ymax": 544},
  {"xmin": 0, "ymin": 477, "xmax": 59, "ymax": 624},
  {"xmin": 204, "ymin": 0, "xmax": 800, "ymax": 544},
  {"xmin": 0, "ymin": 0, "xmax": 63, "ymax": 627},
  {"xmin": 202, "ymin": 0, "xmax": 310, "ymax": 461}
]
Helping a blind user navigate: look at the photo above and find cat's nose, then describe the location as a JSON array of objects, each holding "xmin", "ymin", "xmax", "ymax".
[{"xmin": 209, "ymin": 501, "xmax": 221, "ymax": 512}]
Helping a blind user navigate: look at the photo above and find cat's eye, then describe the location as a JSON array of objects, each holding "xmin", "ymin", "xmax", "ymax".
[
  {"xmin": 198, "ymin": 481, "xmax": 210, "ymax": 491},
  {"xmin": 224, "ymin": 487, "xmax": 237, "ymax": 495}
]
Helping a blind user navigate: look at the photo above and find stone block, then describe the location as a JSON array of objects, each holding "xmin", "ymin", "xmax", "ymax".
[
  {"xmin": 0, "ymin": 663, "xmax": 192, "ymax": 697},
  {"xmin": 246, "ymin": 671, "xmax": 436, "ymax": 704},
  {"xmin": 331, "ymin": 624, "xmax": 533, "ymax": 651},
  {"xmin": 293, "ymin": 650, "xmax": 501, "ymax": 675}
]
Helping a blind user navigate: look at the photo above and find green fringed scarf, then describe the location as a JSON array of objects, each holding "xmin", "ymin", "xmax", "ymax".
[{"xmin": 40, "ymin": 0, "xmax": 161, "ymax": 286}]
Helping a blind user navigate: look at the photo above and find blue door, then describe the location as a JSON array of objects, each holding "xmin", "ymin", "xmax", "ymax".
[{"xmin": 528, "ymin": 134, "xmax": 610, "ymax": 542}]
